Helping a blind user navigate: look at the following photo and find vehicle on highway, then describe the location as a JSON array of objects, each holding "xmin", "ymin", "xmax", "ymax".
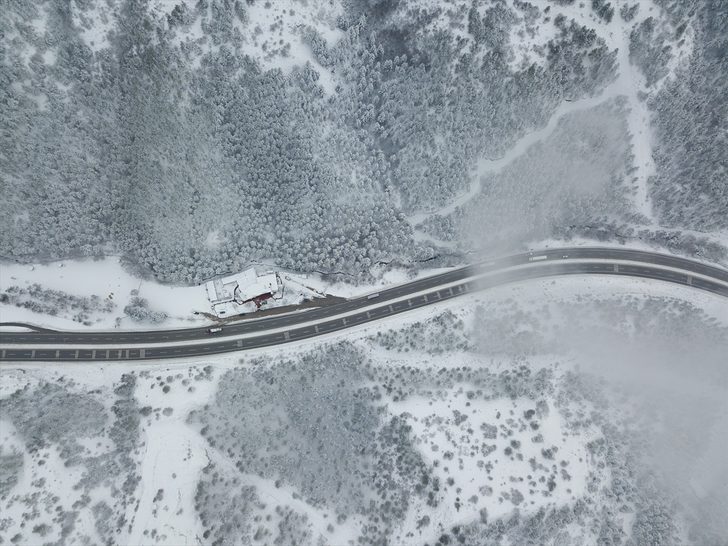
[
  {"xmin": 206, "ymin": 327, "xmax": 223, "ymax": 334},
  {"xmin": 528, "ymin": 255, "xmax": 548, "ymax": 262},
  {"xmin": 367, "ymin": 293, "xmax": 380, "ymax": 299}
]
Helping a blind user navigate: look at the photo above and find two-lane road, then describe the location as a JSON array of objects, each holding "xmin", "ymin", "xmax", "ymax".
[{"xmin": 1, "ymin": 247, "xmax": 727, "ymax": 362}]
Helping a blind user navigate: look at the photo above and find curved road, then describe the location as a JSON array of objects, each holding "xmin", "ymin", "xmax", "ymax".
[{"xmin": 1, "ymin": 247, "xmax": 727, "ymax": 362}]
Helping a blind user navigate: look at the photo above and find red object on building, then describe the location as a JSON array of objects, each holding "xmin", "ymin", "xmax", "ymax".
[{"xmin": 246, "ymin": 292, "xmax": 273, "ymax": 309}]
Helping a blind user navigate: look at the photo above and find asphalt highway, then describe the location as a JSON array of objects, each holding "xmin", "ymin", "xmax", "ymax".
[{"xmin": 1, "ymin": 247, "xmax": 727, "ymax": 362}]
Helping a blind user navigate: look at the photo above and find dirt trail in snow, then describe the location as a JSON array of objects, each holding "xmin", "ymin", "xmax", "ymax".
[
  {"xmin": 409, "ymin": 90, "xmax": 624, "ymax": 226},
  {"xmin": 410, "ymin": 0, "xmax": 693, "ymax": 231}
]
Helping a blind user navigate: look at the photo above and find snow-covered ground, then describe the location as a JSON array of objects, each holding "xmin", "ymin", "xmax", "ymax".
[
  {"xmin": 411, "ymin": 0, "xmax": 694, "ymax": 233},
  {"xmin": 0, "ymin": 255, "xmax": 456, "ymax": 331},
  {"xmin": 2, "ymin": 1, "xmax": 726, "ymax": 540},
  {"xmin": 409, "ymin": 90, "xmax": 630, "ymax": 226},
  {"xmin": 0, "ymin": 257, "xmax": 210, "ymax": 330},
  {"xmin": 392, "ymin": 387, "xmax": 594, "ymax": 544},
  {"xmin": 525, "ymin": 0, "xmax": 691, "ymax": 222},
  {"xmin": 236, "ymin": 0, "xmax": 343, "ymax": 94},
  {"xmin": 2, "ymin": 273, "xmax": 726, "ymax": 544},
  {"xmin": 156, "ymin": 0, "xmax": 343, "ymax": 92}
]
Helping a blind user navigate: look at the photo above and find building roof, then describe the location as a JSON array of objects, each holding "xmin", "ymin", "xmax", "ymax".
[
  {"xmin": 205, "ymin": 268, "xmax": 278, "ymax": 306},
  {"xmin": 238, "ymin": 272, "xmax": 278, "ymax": 303},
  {"xmin": 205, "ymin": 278, "xmax": 237, "ymax": 305}
]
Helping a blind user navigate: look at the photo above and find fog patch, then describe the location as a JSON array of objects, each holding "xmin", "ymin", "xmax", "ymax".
[
  {"xmin": 470, "ymin": 294, "xmax": 728, "ymax": 542},
  {"xmin": 420, "ymin": 98, "xmax": 635, "ymax": 252}
]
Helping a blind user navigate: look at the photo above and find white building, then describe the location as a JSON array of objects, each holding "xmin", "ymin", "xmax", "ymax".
[{"xmin": 205, "ymin": 267, "xmax": 281, "ymax": 317}]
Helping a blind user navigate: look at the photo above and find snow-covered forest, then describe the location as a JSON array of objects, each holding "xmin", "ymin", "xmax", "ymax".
[
  {"xmin": 2, "ymin": 1, "xmax": 728, "ymax": 544},
  {"xmin": 2, "ymin": 0, "xmax": 726, "ymax": 283}
]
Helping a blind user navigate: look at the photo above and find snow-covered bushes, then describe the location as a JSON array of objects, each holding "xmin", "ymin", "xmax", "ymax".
[
  {"xmin": 0, "ymin": 374, "xmax": 143, "ymax": 545},
  {"xmin": 123, "ymin": 296, "xmax": 168, "ymax": 324},
  {"xmin": 189, "ymin": 343, "xmax": 439, "ymax": 543},
  {"xmin": 1, "ymin": 284, "xmax": 115, "ymax": 324}
]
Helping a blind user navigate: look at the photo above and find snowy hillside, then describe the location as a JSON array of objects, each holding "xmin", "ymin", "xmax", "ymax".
[{"xmin": 1, "ymin": 0, "xmax": 726, "ymax": 286}]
